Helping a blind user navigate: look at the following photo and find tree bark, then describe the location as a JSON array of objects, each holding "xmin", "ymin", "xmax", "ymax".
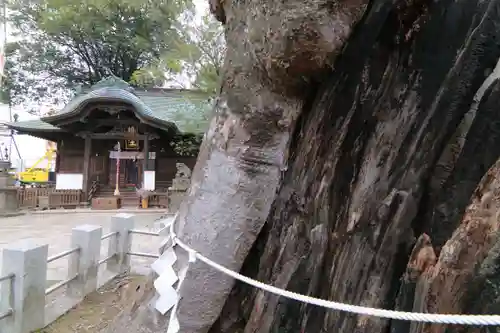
[
  {"xmin": 209, "ymin": 0, "xmax": 500, "ymax": 333},
  {"xmin": 110, "ymin": 0, "xmax": 500, "ymax": 333}
]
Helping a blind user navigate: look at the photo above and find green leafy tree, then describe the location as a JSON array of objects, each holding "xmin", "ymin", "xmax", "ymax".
[
  {"xmin": 3, "ymin": 0, "xmax": 192, "ymax": 113},
  {"xmin": 131, "ymin": 13, "xmax": 225, "ymax": 95}
]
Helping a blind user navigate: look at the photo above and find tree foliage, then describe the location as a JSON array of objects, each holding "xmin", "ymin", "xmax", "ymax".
[
  {"xmin": 131, "ymin": 13, "xmax": 225, "ymax": 95},
  {"xmin": 3, "ymin": 0, "xmax": 192, "ymax": 112},
  {"xmin": 170, "ymin": 133, "xmax": 203, "ymax": 157}
]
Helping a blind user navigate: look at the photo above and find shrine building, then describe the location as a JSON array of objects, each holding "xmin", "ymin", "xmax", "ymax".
[{"xmin": 3, "ymin": 77, "xmax": 210, "ymax": 207}]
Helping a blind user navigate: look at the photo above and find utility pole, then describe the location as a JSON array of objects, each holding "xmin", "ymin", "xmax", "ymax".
[{"xmin": 3, "ymin": 0, "xmax": 12, "ymax": 163}]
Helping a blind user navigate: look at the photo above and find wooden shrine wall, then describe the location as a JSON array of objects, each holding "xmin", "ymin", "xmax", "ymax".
[
  {"xmin": 57, "ymin": 137, "xmax": 84, "ymax": 173},
  {"xmin": 56, "ymin": 136, "xmax": 197, "ymax": 189},
  {"xmin": 57, "ymin": 137, "xmax": 112, "ymax": 178}
]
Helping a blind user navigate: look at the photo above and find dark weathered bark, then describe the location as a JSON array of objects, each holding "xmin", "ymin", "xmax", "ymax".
[
  {"xmin": 210, "ymin": 1, "xmax": 500, "ymax": 333},
  {"xmin": 110, "ymin": 0, "xmax": 500, "ymax": 333}
]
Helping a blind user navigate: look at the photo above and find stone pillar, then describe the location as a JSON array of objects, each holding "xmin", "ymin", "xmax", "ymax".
[
  {"xmin": 67, "ymin": 225, "xmax": 102, "ymax": 299},
  {"xmin": 0, "ymin": 160, "xmax": 19, "ymax": 216},
  {"xmin": 0, "ymin": 239, "xmax": 48, "ymax": 333},
  {"xmin": 107, "ymin": 213, "xmax": 134, "ymax": 274}
]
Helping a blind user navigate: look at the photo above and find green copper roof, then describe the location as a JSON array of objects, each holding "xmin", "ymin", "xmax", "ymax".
[
  {"xmin": 2, "ymin": 119, "xmax": 60, "ymax": 131},
  {"xmin": 136, "ymin": 90, "xmax": 211, "ymax": 133},
  {"xmin": 5, "ymin": 85, "xmax": 212, "ymax": 135},
  {"xmin": 46, "ymin": 87, "xmax": 160, "ymax": 120}
]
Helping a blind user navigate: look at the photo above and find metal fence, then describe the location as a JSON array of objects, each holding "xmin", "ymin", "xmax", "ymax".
[{"xmin": 0, "ymin": 213, "xmax": 164, "ymax": 333}]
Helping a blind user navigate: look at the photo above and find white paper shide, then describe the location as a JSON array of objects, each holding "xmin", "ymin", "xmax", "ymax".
[{"xmin": 151, "ymin": 216, "xmax": 187, "ymax": 333}]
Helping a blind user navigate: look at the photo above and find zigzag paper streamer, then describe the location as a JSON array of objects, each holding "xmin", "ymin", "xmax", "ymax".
[
  {"xmin": 155, "ymin": 284, "xmax": 178, "ymax": 315},
  {"xmin": 154, "ymin": 265, "xmax": 178, "ymax": 289},
  {"xmin": 152, "ymin": 213, "xmax": 188, "ymax": 333},
  {"xmin": 151, "ymin": 247, "xmax": 177, "ymax": 275},
  {"xmin": 159, "ymin": 245, "xmax": 193, "ymax": 333},
  {"xmin": 153, "ymin": 243, "xmax": 179, "ymax": 314}
]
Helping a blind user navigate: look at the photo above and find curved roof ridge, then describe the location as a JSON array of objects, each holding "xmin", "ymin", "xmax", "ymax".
[{"xmin": 41, "ymin": 86, "xmax": 173, "ymax": 129}]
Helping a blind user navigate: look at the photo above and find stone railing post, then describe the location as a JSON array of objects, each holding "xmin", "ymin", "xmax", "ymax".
[
  {"xmin": 67, "ymin": 225, "xmax": 102, "ymax": 299},
  {"xmin": 107, "ymin": 213, "xmax": 134, "ymax": 274},
  {"xmin": 0, "ymin": 239, "xmax": 48, "ymax": 333}
]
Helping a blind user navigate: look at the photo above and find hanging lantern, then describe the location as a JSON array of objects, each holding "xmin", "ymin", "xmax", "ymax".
[{"xmin": 125, "ymin": 126, "xmax": 138, "ymax": 149}]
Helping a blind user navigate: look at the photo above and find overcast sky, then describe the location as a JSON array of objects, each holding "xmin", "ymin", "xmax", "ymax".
[{"xmin": 0, "ymin": 0, "xmax": 210, "ymax": 170}]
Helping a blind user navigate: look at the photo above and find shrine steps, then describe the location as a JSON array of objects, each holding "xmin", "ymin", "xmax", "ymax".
[{"xmin": 95, "ymin": 186, "xmax": 140, "ymax": 208}]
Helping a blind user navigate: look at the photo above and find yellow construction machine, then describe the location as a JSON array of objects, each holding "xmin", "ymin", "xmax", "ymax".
[{"xmin": 18, "ymin": 148, "xmax": 56, "ymax": 185}]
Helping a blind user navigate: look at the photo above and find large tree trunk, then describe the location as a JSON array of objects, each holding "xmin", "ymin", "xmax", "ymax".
[
  {"xmin": 210, "ymin": 0, "xmax": 500, "ymax": 332},
  {"xmin": 109, "ymin": 0, "xmax": 500, "ymax": 333}
]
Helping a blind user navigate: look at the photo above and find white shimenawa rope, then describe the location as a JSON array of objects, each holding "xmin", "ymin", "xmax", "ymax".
[{"xmin": 167, "ymin": 224, "xmax": 500, "ymax": 326}]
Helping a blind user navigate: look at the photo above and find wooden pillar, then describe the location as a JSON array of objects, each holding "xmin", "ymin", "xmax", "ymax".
[
  {"xmin": 143, "ymin": 135, "xmax": 150, "ymax": 171},
  {"xmin": 142, "ymin": 135, "xmax": 155, "ymax": 191},
  {"xmin": 55, "ymin": 151, "xmax": 60, "ymax": 173},
  {"xmin": 82, "ymin": 136, "xmax": 92, "ymax": 196}
]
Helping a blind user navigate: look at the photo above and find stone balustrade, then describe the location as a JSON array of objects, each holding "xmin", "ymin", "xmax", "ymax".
[{"xmin": 0, "ymin": 213, "xmax": 165, "ymax": 333}]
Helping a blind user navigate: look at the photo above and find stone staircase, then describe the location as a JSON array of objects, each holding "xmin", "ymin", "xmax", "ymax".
[{"xmin": 96, "ymin": 186, "xmax": 139, "ymax": 207}]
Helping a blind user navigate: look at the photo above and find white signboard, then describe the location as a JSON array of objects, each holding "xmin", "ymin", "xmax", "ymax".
[
  {"xmin": 109, "ymin": 151, "xmax": 156, "ymax": 159},
  {"xmin": 143, "ymin": 170, "xmax": 155, "ymax": 191},
  {"xmin": 56, "ymin": 173, "xmax": 83, "ymax": 190}
]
